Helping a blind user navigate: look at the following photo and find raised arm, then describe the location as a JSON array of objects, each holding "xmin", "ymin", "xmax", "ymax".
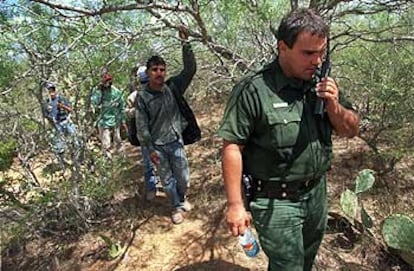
[
  {"xmin": 317, "ymin": 77, "xmax": 360, "ymax": 138},
  {"xmin": 170, "ymin": 25, "xmax": 196, "ymax": 94}
]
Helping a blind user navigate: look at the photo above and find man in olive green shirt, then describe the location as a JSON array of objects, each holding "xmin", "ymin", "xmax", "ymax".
[
  {"xmin": 135, "ymin": 26, "xmax": 196, "ymax": 224},
  {"xmin": 218, "ymin": 8, "xmax": 360, "ymax": 271},
  {"xmin": 91, "ymin": 73, "xmax": 127, "ymax": 159}
]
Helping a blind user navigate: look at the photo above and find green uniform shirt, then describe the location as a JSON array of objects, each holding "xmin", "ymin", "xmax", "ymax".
[
  {"xmin": 217, "ymin": 59, "xmax": 353, "ymax": 182},
  {"xmin": 91, "ymin": 85, "xmax": 126, "ymax": 128}
]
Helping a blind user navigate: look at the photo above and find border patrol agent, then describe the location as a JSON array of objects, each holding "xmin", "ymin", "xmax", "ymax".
[{"xmin": 218, "ymin": 8, "xmax": 360, "ymax": 271}]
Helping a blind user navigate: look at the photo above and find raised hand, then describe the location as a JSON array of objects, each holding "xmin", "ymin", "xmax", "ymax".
[{"xmin": 178, "ymin": 24, "xmax": 189, "ymax": 41}]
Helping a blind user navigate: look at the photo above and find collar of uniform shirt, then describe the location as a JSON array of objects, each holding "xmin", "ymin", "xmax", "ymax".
[{"xmin": 270, "ymin": 58, "xmax": 309, "ymax": 92}]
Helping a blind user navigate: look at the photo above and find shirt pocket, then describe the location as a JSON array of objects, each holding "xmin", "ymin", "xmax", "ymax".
[{"xmin": 266, "ymin": 109, "xmax": 301, "ymax": 149}]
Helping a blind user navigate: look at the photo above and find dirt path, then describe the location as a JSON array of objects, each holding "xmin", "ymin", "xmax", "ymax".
[{"xmin": 78, "ymin": 110, "xmax": 413, "ymax": 271}]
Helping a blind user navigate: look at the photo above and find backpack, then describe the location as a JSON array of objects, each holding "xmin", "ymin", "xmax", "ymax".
[
  {"xmin": 127, "ymin": 116, "xmax": 140, "ymax": 146},
  {"xmin": 127, "ymin": 91, "xmax": 141, "ymax": 146},
  {"xmin": 170, "ymin": 84, "xmax": 201, "ymax": 145}
]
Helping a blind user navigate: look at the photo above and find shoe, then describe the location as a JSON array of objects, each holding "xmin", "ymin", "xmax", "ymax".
[
  {"xmin": 180, "ymin": 200, "xmax": 192, "ymax": 212},
  {"xmin": 146, "ymin": 190, "xmax": 156, "ymax": 201},
  {"xmin": 171, "ymin": 210, "xmax": 184, "ymax": 224}
]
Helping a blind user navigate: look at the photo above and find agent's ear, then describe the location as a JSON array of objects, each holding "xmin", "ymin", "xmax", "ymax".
[{"xmin": 278, "ymin": 40, "xmax": 288, "ymax": 53}]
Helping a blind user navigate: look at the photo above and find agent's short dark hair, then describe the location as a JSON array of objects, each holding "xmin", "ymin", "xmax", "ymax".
[
  {"xmin": 146, "ymin": 55, "xmax": 166, "ymax": 70},
  {"xmin": 277, "ymin": 8, "xmax": 329, "ymax": 48}
]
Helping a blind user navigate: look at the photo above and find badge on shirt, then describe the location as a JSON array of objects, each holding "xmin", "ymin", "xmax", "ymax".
[{"xmin": 273, "ymin": 102, "xmax": 288, "ymax": 108}]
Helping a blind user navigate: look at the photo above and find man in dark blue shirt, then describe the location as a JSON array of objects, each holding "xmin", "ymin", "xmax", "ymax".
[{"xmin": 43, "ymin": 82, "xmax": 78, "ymax": 155}]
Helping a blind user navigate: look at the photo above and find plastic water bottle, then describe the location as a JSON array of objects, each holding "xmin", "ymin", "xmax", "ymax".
[{"xmin": 239, "ymin": 227, "xmax": 260, "ymax": 257}]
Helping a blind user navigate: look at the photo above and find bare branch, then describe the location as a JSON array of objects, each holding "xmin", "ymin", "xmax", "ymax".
[{"xmin": 30, "ymin": 0, "xmax": 193, "ymax": 17}]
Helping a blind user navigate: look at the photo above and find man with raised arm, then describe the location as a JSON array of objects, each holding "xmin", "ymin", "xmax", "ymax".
[{"xmin": 135, "ymin": 25, "xmax": 197, "ymax": 224}]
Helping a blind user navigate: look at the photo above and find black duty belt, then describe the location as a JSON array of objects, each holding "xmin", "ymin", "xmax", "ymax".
[{"xmin": 252, "ymin": 176, "xmax": 322, "ymax": 201}]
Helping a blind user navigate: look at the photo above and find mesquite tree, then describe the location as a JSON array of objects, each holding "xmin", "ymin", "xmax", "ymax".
[{"xmin": 1, "ymin": 0, "xmax": 412, "ymax": 241}]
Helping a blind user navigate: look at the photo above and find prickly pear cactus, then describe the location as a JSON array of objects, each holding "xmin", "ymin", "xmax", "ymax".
[
  {"xmin": 355, "ymin": 169, "xmax": 375, "ymax": 194},
  {"xmin": 340, "ymin": 189, "xmax": 357, "ymax": 219},
  {"xmin": 340, "ymin": 169, "xmax": 375, "ymax": 228},
  {"xmin": 382, "ymin": 214, "xmax": 414, "ymax": 267}
]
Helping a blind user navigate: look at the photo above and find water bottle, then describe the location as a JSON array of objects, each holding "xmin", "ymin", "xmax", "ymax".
[{"xmin": 239, "ymin": 227, "xmax": 260, "ymax": 257}]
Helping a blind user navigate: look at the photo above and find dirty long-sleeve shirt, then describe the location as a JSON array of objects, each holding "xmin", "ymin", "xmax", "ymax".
[{"xmin": 135, "ymin": 42, "xmax": 196, "ymax": 152}]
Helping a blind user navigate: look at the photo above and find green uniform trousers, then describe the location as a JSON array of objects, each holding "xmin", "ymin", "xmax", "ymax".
[{"xmin": 250, "ymin": 176, "xmax": 328, "ymax": 271}]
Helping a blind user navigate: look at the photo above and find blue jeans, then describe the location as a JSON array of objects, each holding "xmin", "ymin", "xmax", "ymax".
[
  {"xmin": 141, "ymin": 146, "xmax": 157, "ymax": 192},
  {"xmin": 154, "ymin": 140, "xmax": 189, "ymax": 210},
  {"xmin": 54, "ymin": 120, "xmax": 77, "ymax": 154}
]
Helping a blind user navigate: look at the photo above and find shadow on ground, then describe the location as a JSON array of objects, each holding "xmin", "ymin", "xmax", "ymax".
[{"xmin": 175, "ymin": 259, "xmax": 250, "ymax": 271}]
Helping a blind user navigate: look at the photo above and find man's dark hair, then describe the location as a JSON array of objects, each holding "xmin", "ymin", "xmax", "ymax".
[
  {"xmin": 146, "ymin": 55, "xmax": 166, "ymax": 69},
  {"xmin": 277, "ymin": 8, "xmax": 329, "ymax": 48}
]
